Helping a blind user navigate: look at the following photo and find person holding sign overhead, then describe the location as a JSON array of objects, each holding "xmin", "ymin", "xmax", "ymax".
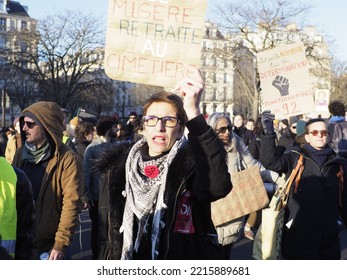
[{"xmin": 93, "ymin": 66, "xmax": 232, "ymax": 260}]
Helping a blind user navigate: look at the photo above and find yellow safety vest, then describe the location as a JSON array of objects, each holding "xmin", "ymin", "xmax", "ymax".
[
  {"xmin": 62, "ymin": 135, "xmax": 69, "ymax": 144},
  {"xmin": 0, "ymin": 157, "xmax": 17, "ymax": 258}
]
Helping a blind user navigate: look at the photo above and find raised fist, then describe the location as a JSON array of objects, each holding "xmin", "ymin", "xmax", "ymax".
[{"xmin": 261, "ymin": 110, "xmax": 275, "ymax": 134}]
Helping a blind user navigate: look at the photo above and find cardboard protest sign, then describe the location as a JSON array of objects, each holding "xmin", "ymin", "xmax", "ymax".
[
  {"xmin": 104, "ymin": 0, "xmax": 207, "ymax": 88},
  {"xmin": 257, "ymin": 42, "xmax": 314, "ymax": 119},
  {"xmin": 211, "ymin": 166, "xmax": 269, "ymax": 226}
]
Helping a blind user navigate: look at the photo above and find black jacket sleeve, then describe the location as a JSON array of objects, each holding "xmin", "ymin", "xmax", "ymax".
[
  {"xmin": 259, "ymin": 132, "xmax": 294, "ymax": 175},
  {"xmin": 340, "ymin": 163, "xmax": 347, "ymax": 227},
  {"xmin": 14, "ymin": 167, "xmax": 35, "ymax": 260},
  {"xmin": 187, "ymin": 115, "xmax": 232, "ymax": 202}
]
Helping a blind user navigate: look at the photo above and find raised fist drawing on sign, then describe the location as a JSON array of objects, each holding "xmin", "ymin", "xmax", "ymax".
[{"xmin": 272, "ymin": 75, "xmax": 289, "ymax": 96}]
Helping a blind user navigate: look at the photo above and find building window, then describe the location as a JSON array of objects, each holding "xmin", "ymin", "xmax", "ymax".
[
  {"xmin": 202, "ymin": 56, "xmax": 207, "ymax": 67},
  {"xmin": 202, "ymin": 71, "xmax": 206, "ymax": 80},
  {"xmin": 0, "ymin": 18, "xmax": 6, "ymax": 31},
  {"xmin": 0, "ymin": 36, "xmax": 5, "ymax": 49},
  {"xmin": 202, "ymin": 41, "xmax": 206, "ymax": 51},
  {"xmin": 22, "ymin": 21, "xmax": 27, "ymax": 30},
  {"xmin": 20, "ymin": 41, "xmax": 28, "ymax": 52},
  {"xmin": 224, "ymin": 73, "xmax": 228, "ymax": 83}
]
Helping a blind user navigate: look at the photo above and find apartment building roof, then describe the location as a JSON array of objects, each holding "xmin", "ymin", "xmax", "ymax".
[{"xmin": 6, "ymin": 1, "xmax": 29, "ymax": 17}]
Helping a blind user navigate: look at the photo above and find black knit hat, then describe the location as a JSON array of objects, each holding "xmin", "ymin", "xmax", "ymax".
[{"xmin": 281, "ymin": 119, "xmax": 289, "ymax": 126}]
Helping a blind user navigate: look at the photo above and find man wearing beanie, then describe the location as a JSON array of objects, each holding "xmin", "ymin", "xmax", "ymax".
[{"xmin": 12, "ymin": 101, "xmax": 83, "ymax": 260}]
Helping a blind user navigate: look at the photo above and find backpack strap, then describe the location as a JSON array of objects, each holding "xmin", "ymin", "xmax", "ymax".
[
  {"xmin": 283, "ymin": 154, "xmax": 304, "ymax": 205},
  {"xmin": 294, "ymin": 162, "xmax": 305, "ymax": 194},
  {"xmin": 293, "ymin": 153, "xmax": 305, "ymax": 193}
]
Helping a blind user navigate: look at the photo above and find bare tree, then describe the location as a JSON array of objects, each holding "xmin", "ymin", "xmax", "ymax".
[
  {"xmin": 68, "ymin": 69, "xmax": 116, "ymax": 115},
  {"xmin": 331, "ymin": 59, "xmax": 347, "ymax": 105},
  {"xmin": 210, "ymin": 0, "xmax": 318, "ymax": 118},
  {"xmin": 1, "ymin": 66, "xmax": 38, "ymax": 112},
  {"xmin": 8, "ymin": 10, "xmax": 110, "ymax": 112}
]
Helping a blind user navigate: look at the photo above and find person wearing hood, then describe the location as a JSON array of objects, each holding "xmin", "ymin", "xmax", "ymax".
[{"xmin": 12, "ymin": 101, "xmax": 83, "ymax": 260}]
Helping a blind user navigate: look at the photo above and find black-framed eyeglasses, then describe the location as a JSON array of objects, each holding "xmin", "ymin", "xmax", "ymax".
[
  {"xmin": 23, "ymin": 121, "xmax": 38, "ymax": 129},
  {"xmin": 216, "ymin": 125, "xmax": 233, "ymax": 134},
  {"xmin": 142, "ymin": 115, "xmax": 181, "ymax": 128},
  {"xmin": 308, "ymin": 130, "xmax": 328, "ymax": 137}
]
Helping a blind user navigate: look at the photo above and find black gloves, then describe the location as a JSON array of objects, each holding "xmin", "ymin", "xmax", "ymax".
[{"xmin": 261, "ymin": 110, "xmax": 275, "ymax": 134}]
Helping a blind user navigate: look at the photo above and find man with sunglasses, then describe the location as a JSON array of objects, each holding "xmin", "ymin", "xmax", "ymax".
[
  {"xmin": 12, "ymin": 102, "xmax": 83, "ymax": 260},
  {"xmin": 260, "ymin": 111, "xmax": 347, "ymax": 260}
]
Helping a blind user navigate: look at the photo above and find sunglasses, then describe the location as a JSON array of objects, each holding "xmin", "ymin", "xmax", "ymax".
[
  {"xmin": 216, "ymin": 125, "xmax": 233, "ymax": 134},
  {"xmin": 308, "ymin": 130, "xmax": 328, "ymax": 137},
  {"xmin": 23, "ymin": 121, "xmax": 38, "ymax": 129}
]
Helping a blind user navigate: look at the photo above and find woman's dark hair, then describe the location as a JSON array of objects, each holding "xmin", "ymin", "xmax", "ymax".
[
  {"xmin": 75, "ymin": 122, "xmax": 94, "ymax": 142},
  {"xmin": 328, "ymin": 101, "xmax": 345, "ymax": 117},
  {"xmin": 253, "ymin": 117, "xmax": 264, "ymax": 135},
  {"xmin": 143, "ymin": 91, "xmax": 188, "ymax": 125},
  {"xmin": 96, "ymin": 116, "xmax": 117, "ymax": 136}
]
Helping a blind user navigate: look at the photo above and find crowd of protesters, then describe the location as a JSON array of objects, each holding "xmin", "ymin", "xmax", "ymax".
[{"xmin": 1, "ymin": 68, "xmax": 347, "ymax": 260}]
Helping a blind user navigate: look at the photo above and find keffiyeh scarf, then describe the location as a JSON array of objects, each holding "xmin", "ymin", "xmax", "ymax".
[{"xmin": 121, "ymin": 137, "xmax": 186, "ymax": 259}]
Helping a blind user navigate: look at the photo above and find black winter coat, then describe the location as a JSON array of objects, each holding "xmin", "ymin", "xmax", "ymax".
[
  {"xmin": 233, "ymin": 126, "xmax": 254, "ymax": 146},
  {"xmin": 13, "ymin": 167, "xmax": 35, "ymax": 259},
  {"xmin": 278, "ymin": 127, "xmax": 298, "ymax": 154},
  {"xmin": 260, "ymin": 132, "xmax": 347, "ymax": 259},
  {"xmin": 94, "ymin": 127, "xmax": 231, "ymax": 260}
]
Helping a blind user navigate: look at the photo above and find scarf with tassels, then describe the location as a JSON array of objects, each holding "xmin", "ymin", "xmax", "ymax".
[{"xmin": 121, "ymin": 137, "xmax": 186, "ymax": 259}]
